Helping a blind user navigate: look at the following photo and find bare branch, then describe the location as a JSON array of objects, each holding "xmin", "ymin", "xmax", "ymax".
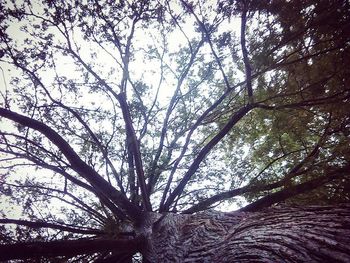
[
  {"xmin": 239, "ymin": 164, "xmax": 350, "ymax": 212},
  {"xmin": 240, "ymin": 5, "xmax": 254, "ymax": 103},
  {"xmin": 0, "ymin": 219, "xmax": 104, "ymax": 235},
  {"xmin": 56, "ymin": 24, "xmax": 151, "ymax": 211},
  {"xmin": 117, "ymin": 92, "xmax": 152, "ymax": 211},
  {"xmin": 148, "ymin": 38, "xmax": 205, "ymax": 194},
  {"xmin": 162, "ymin": 104, "xmax": 253, "ymax": 211},
  {"xmin": 0, "ymin": 108, "xmax": 142, "ymax": 221},
  {"xmin": 0, "ymin": 237, "xmax": 142, "ymax": 261},
  {"xmin": 184, "ymin": 119, "xmax": 332, "ymax": 214},
  {"xmin": 181, "ymin": 0, "xmax": 232, "ymax": 92}
]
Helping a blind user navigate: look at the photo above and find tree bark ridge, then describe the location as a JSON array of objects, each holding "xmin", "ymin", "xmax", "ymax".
[{"xmin": 148, "ymin": 204, "xmax": 350, "ymax": 262}]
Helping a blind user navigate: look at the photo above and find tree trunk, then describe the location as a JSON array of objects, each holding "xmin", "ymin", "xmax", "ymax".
[{"xmin": 144, "ymin": 204, "xmax": 350, "ymax": 262}]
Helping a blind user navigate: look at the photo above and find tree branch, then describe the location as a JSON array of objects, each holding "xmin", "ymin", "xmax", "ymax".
[
  {"xmin": 0, "ymin": 237, "xmax": 142, "ymax": 261},
  {"xmin": 4, "ymin": 181, "xmax": 106, "ymax": 223},
  {"xmin": 57, "ymin": 26, "xmax": 151, "ymax": 211},
  {"xmin": 0, "ymin": 219, "xmax": 104, "ymax": 235},
  {"xmin": 117, "ymin": 93, "xmax": 152, "ymax": 211},
  {"xmin": 183, "ymin": 125, "xmax": 330, "ymax": 214},
  {"xmin": 240, "ymin": 5, "xmax": 254, "ymax": 103},
  {"xmin": 162, "ymin": 104, "xmax": 253, "ymax": 211},
  {"xmin": 158, "ymin": 83, "xmax": 247, "ymax": 210},
  {"xmin": 239, "ymin": 164, "xmax": 350, "ymax": 212},
  {"xmin": 148, "ymin": 38, "xmax": 205, "ymax": 194},
  {"xmin": 181, "ymin": 0, "xmax": 232, "ymax": 91},
  {"xmin": 0, "ymin": 108, "xmax": 142, "ymax": 221}
]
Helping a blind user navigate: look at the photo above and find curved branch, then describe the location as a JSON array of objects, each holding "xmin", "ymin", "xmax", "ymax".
[
  {"xmin": 158, "ymin": 83, "xmax": 246, "ymax": 210},
  {"xmin": 47, "ymin": 97, "xmax": 125, "ymax": 194},
  {"xmin": 0, "ymin": 144, "xmax": 125, "ymax": 221},
  {"xmin": 117, "ymin": 92, "xmax": 152, "ymax": 211},
  {"xmin": 0, "ymin": 237, "xmax": 142, "ymax": 261},
  {"xmin": 57, "ymin": 30, "xmax": 150, "ymax": 212},
  {"xmin": 240, "ymin": 5, "xmax": 254, "ymax": 103},
  {"xmin": 0, "ymin": 108, "xmax": 142, "ymax": 221},
  {"xmin": 162, "ymin": 104, "xmax": 253, "ymax": 211},
  {"xmin": 10, "ymin": 53, "xmax": 126, "ymax": 193},
  {"xmin": 0, "ymin": 219, "xmax": 104, "ymax": 235},
  {"xmin": 181, "ymin": 0, "xmax": 231, "ymax": 92},
  {"xmin": 0, "ymin": 133, "xmax": 91, "ymax": 191},
  {"xmin": 182, "ymin": 169, "xmax": 307, "ymax": 214},
  {"xmin": 148, "ymin": 38, "xmax": 205, "ymax": 194},
  {"xmin": 184, "ymin": 126, "xmax": 331, "ymax": 214},
  {"xmin": 239, "ymin": 164, "xmax": 350, "ymax": 212},
  {"xmin": 5, "ymin": 181, "xmax": 106, "ymax": 223}
]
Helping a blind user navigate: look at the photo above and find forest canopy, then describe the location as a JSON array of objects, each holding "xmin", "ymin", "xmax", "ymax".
[{"xmin": 0, "ymin": 0, "xmax": 349, "ymax": 261}]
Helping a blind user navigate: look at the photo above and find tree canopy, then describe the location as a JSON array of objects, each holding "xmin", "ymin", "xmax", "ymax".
[{"xmin": 0, "ymin": 0, "xmax": 349, "ymax": 261}]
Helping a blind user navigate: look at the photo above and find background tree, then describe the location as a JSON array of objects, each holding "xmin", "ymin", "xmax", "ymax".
[{"xmin": 0, "ymin": 0, "xmax": 349, "ymax": 262}]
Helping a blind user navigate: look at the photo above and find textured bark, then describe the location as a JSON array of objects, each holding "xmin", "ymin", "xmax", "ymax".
[{"xmin": 146, "ymin": 204, "xmax": 350, "ymax": 262}]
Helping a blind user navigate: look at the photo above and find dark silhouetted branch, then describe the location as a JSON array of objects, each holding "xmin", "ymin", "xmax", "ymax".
[
  {"xmin": 0, "ymin": 237, "xmax": 142, "ymax": 261},
  {"xmin": 240, "ymin": 165, "xmax": 350, "ymax": 212},
  {"xmin": 0, "ymin": 219, "xmax": 104, "ymax": 235},
  {"xmin": 148, "ymin": 38, "xmax": 205, "ymax": 195},
  {"xmin": 240, "ymin": 5, "xmax": 254, "ymax": 103},
  {"xmin": 117, "ymin": 92, "xmax": 152, "ymax": 211},
  {"xmin": 0, "ymin": 108, "xmax": 142, "ymax": 221},
  {"xmin": 162, "ymin": 104, "xmax": 253, "ymax": 211}
]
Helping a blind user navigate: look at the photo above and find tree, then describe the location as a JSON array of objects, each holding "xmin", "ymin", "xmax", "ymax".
[{"xmin": 0, "ymin": 0, "xmax": 349, "ymax": 261}]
